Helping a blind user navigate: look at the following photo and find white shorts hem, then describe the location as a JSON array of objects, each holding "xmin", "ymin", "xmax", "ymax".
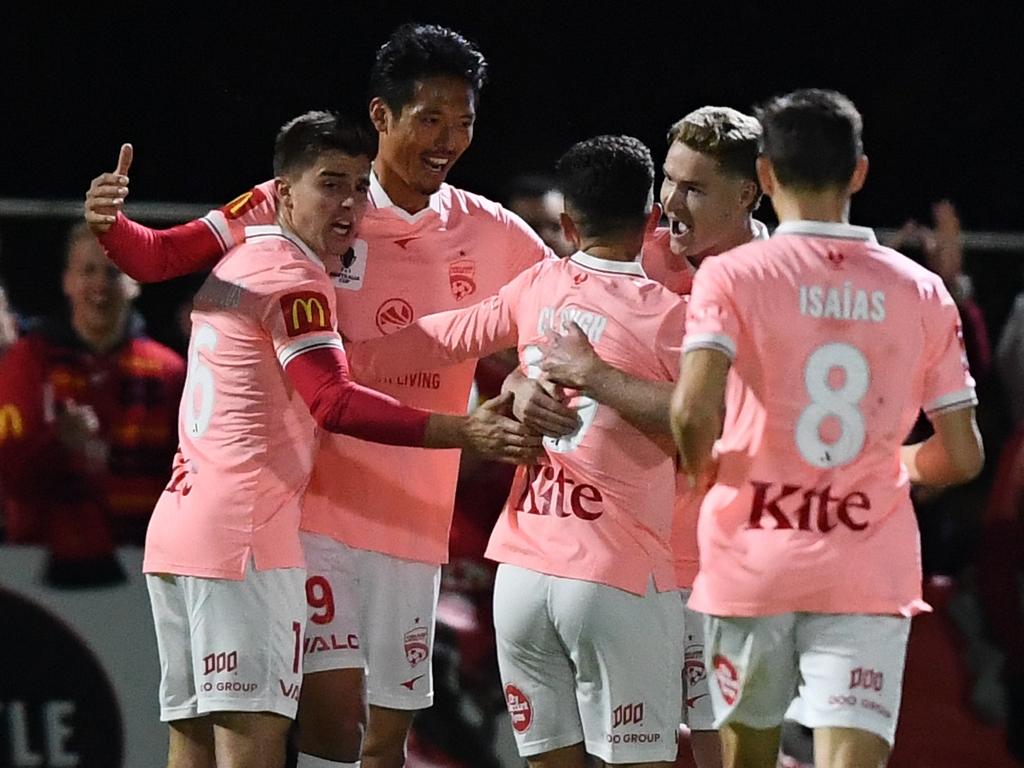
[
  {"xmin": 788, "ymin": 711, "xmax": 897, "ymax": 747},
  {"xmin": 367, "ymin": 691, "xmax": 434, "ymax": 711},
  {"xmin": 160, "ymin": 705, "xmax": 200, "ymax": 723},
  {"xmin": 517, "ymin": 733, "xmax": 585, "ymax": 758},
  {"xmin": 303, "ymin": 653, "xmax": 365, "ymax": 675},
  {"xmin": 196, "ymin": 698, "xmax": 298, "ymax": 719},
  {"xmin": 586, "ymin": 738, "xmax": 677, "ymax": 764}
]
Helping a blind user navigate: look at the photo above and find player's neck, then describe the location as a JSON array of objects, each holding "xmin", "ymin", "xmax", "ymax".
[
  {"xmin": 770, "ymin": 187, "xmax": 851, "ymax": 225},
  {"xmin": 373, "ymin": 159, "xmax": 431, "ymax": 215},
  {"xmin": 578, "ymin": 232, "xmax": 644, "ymax": 263},
  {"xmin": 689, "ymin": 217, "xmax": 759, "ymax": 264}
]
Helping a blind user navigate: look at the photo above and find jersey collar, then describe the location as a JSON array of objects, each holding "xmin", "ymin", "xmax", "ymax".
[
  {"xmin": 570, "ymin": 250, "xmax": 648, "ymax": 278},
  {"xmin": 773, "ymin": 220, "xmax": 877, "ymax": 243},
  {"xmin": 368, "ymin": 169, "xmax": 444, "ymax": 223},
  {"xmin": 244, "ymin": 225, "xmax": 325, "ymax": 269}
]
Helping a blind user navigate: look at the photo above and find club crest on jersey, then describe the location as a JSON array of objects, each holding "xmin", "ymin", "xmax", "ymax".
[
  {"xmin": 331, "ymin": 238, "xmax": 368, "ymax": 291},
  {"xmin": 375, "ymin": 298, "xmax": 414, "ymax": 335},
  {"xmin": 280, "ymin": 291, "xmax": 332, "ymax": 337},
  {"xmin": 448, "ymin": 259, "xmax": 477, "ymax": 300},
  {"xmin": 403, "ymin": 625, "xmax": 429, "ymax": 667},
  {"xmin": 219, "ymin": 187, "xmax": 267, "ymax": 220},
  {"xmin": 684, "ymin": 643, "xmax": 706, "ymax": 686}
]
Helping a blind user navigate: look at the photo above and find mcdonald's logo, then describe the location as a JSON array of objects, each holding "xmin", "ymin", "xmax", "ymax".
[
  {"xmin": 0, "ymin": 404, "xmax": 23, "ymax": 443},
  {"xmin": 219, "ymin": 185, "xmax": 268, "ymax": 220},
  {"xmin": 279, "ymin": 291, "xmax": 332, "ymax": 337}
]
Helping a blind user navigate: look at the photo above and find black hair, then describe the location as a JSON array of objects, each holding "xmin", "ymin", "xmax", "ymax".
[
  {"xmin": 369, "ymin": 23, "xmax": 488, "ymax": 113},
  {"xmin": 272, "ymin": 110, "xmax": 376, "ymax": 177},
  {"xmin": 556, "ymin": 135, "xmax": 654, "ymax": 238},
  {"xmin": 503, "ymin": 173, "xmax": 559, "ymax": 205},
  {"xmin": 754, "ymin": 88, "xmax": 863, "ymax": 190}
]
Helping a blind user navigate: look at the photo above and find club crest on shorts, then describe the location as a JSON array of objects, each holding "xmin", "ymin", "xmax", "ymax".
[
  {"xmin": 684, "ymin": 642, "xmax": 706, "ymax": 687},
  {"xmin": 448, "ymin": 258, "xmax": 476, "ymax": 301},
  {"xmin": 403, "ymin": 624, "xmax": 429, "ymax": 667},
  {"xmin": 504, "ymin": 684, "xmax": 533, "ymax": 732},
  {"xmin": 713, "ymin": 654, "xmax": 739, "ymax": 706}
]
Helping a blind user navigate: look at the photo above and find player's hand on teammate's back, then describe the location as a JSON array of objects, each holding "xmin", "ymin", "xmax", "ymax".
[
  {"xmin": 464, "ymin": 391, "xmax": 544, "ymax": 464},
  {"xmin": 84, "ymin": 143, "xmax": 133, "ymax": 234},
  {"xmin": 539, "ymin": 321, "xmax": 608, "ymax": 392},
  {"xmin": 501, "ymin": 368, "xmax": 578, "ymax": 438}
]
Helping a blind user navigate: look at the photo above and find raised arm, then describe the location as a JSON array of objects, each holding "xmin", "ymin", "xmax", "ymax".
[
  {"xmin": 85, "ymin": 143, "xmax": 225, "ymax": 282},
  {"xmin": 348, "ymin": 279, "xmax": 524, "ymax": 378}
]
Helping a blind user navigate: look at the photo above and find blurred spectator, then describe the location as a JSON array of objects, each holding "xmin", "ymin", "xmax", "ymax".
[
  {"xmin": 0, "ymin": 223, "xmax": 185, "ymax": 587},
  {"xmin": 503, "ymin": 174, "xmax": 574, "ymax": 258},
  {"xmin": 0, "ymin": 283, "xmax": 17, "ymax": 356},
  {"xmin": 887, "ymin": 200, "xmax": 996, "ymax": 576},
  {"xmin": 997, "ymin": 283, "xmax": 1024, "ymax": 425}
]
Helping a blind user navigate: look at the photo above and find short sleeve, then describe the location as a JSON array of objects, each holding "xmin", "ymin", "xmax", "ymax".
[
  {"xmin": 922, "ymin": 280, "xmax": 978, "ymax": 414},
  {"xmin": 202, "ymin": 180, "xmax": 280, "ymax": 252},
  {"xmin": 253, "ymin": 262, "xmax": 344, "ymax": 369},
  {"xmin": 682, "ymin": 259, "xmax": 741, "ymax": 360}
]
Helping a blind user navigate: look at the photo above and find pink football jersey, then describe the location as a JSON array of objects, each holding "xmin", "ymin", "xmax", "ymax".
[
  {"xmin": 143, "ymin": 226, "xmax": 344, "ymax": 579},
  {"xmin": 349, "ymin": 252, "xmax": 686, "ymax": 595},
  {"xmin": 200, "ymin": 173, "xmax": 551, "ymax": 565},
  {"xmin": 651, "ymin": 219, "xmax": 771, "ymax": 588},
  {"xmin": 683, "ymin": 220, "xmax": 977, "ymax": 616}
]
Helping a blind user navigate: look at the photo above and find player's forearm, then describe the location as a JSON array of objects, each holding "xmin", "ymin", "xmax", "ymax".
[
  {"xmin": 672, "ymin": 406, "xmax": 719, "ymax": 484},
  {"xmin": 286, "ymin": 346, "xmax": 430, "ymax": 446},
  {"xmin": 97, "ymin": 214, "xmax": 222, "ymax": 282},
  {"xmin": 423, "ymin": 413, "xmax": 472, "ymax": 450},
  {"xmin": 902, "ymin": 433, "xmax": 983, "ymax": 487},
  {"xmin": 585, "ymin": 365, "xmax": 674, "ymax": 434}
]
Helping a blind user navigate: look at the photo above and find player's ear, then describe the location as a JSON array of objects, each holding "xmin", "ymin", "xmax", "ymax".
[
  {"xmin": 560, "ymin": 212, "xmax": 581, "ymax": 251},
  {"xmin": 275, "ymin": 177, "xmax": 292, "ymax": 210},
  {"xmin": 738, "ymin": 179, "xmax": 758, "ymax": 212},
  {"xmin": 368, "ymin": 98, "xmax": 390, "ymax": 134},
  {"xmin": 645, "ymin": 203, "xmax": 663, "ymax": 236},
  {"xmin": 848, "ymin": 154, "xmax": 869, "ymax": 195},
  {"xmin": 755, "ymin": 156, "xmax": 776, "ymax": 198}
]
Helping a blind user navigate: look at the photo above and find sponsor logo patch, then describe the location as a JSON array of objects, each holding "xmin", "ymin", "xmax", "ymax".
[
  {"xmin": 280, "ymin": 291, "xmax": 332, "ymax": 337},
  {"xmin": 220, "ymin": 186, "xmax": 268, "ymax": 219},
  {"xmin": 505, "ymin": 684, "xmax": 533, "ymax": 732},
  {"xmin": 376, "ymin": 298, "xmax": 414, "ymax": 335},
  {"xmin": 713, "ymin": 654, "xmax": 740, "ymax": 706}
]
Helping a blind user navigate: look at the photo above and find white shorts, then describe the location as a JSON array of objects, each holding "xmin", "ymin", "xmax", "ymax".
[
  {"xmin": 705, "ymin": 612, "xmax": 910, "ymax": 746},
  {"xmin": 146, "ymin": 562, "xmax": 306, "ymax": 721},
  {"xmin": 299, "ymin": 531, "xmax": 440, "ymax": 710},
  {"xmin": 679, "ymin": 589, "xmax": 714, "ymax": 731},
  {"xmin": 494, "ymin": 564, "xmax": 682, "ymax": 764}
]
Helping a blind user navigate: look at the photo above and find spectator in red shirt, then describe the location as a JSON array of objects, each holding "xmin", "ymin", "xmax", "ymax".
[{"xmin": 0, "ymin": 223, "xmax": 185, "ymax": 586}]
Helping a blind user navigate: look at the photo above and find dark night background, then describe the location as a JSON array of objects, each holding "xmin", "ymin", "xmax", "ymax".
[{"xmin": 2, "ymin": 1, "xmax": 1023, "ymax": 349}]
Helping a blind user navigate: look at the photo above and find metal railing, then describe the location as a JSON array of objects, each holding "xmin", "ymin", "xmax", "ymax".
[{"xmin": 2, "ymin": 197, "xmax": 1023, "ymax": 252}]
